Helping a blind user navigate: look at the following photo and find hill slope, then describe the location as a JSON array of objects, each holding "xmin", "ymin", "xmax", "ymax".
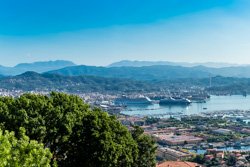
[
  {"xmin": 0, "ymin": 71, "xmax": 154, "ymax": 93},
  {"xmin": 1, "ymin": 72, "xmax": 250, "ymax": 95}
]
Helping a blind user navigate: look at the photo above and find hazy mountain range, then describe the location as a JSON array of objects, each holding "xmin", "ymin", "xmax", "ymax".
[
  {"xmin": 0, "ymin": 60, "xmax": 75, "ymax": 76},
  {"xmin": 0, "ymin": 60, "xmax": 250, "ymax": 94},
  {"xmin": 46, "ymin": 65, "xmax": 211, "ymax": 80},
  {"xmin": 108, "ymin": 60, "xmax": 241, "ymax": 68},
  {"xmin": 1, "ymin": 60, "xmax": 250, "ymax": 80},
  {"xmin": 46, "ymin": 64, "xmax": 250, "ymax": 80}
]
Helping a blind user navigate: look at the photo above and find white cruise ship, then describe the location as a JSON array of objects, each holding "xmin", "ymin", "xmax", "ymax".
[{"xmin": 114, "ymin": 95, "xmax": 153, "ymax": 106}]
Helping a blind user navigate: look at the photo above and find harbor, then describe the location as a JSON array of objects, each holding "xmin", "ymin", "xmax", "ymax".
[{"xmin": 121, "ymin": 95, "xmax": 250, "ymax": 117}]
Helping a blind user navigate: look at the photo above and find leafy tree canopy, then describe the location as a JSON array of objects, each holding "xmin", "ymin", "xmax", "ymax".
[
  {"xmin": 64, "ymin": 109, "xmax": 138, "ymax": 167},
  {"xmin": 0, "ymin": 92, "xmax": 157, "ymax": 167},
  {"xmin": 0, "ymin": 92, "xmax": 88, "ymax": 160},
  {"xmin": 131, "ymin": 126, "xmax": 157, "ymax": 167},
  {"xmin": 0, "ymin": 128, "xmax": 53, "ymax": 167}
]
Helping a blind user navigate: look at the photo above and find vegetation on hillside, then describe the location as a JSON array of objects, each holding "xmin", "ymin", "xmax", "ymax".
[
  {"xmin": 1, "ymin": 72, "xmax": 250, "ymax": 95},
  {"xmin": 0, "ymin": 72, "xmax": 155, "ymax": 93}
]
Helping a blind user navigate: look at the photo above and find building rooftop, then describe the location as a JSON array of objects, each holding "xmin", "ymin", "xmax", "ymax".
[
  {"xmin": 155, "ymin": 134, "xmax": 203, "ymax": 143},
  {"xmin": 212, "ymin": 128, "xmax": 232, "ymax": 134},
  {"xmin": 159, "ymin": 147, "xmax": 191, "ymax": 157},
  {"xmin": 157, "ymin": 161, "xmax": 201, "ymax": 167}
]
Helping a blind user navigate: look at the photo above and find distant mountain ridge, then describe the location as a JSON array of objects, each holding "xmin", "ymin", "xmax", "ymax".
[
  {"xmin": 2, "ymin": 60, "xmax": 250, "ymax": 80},
  {"xmin": 108, "ymin": 60, "xmax": 241, "ymax": 68},
  {"xmin": 46, "ymin": 63, "xmax": 250, "ymax": 80},
  {"xmin": 46, "ymin": 65, "xmax": 212, "ymax": 80},
  {"xmin": 0, "ymin": 60, "xmax": 76, "ymax": 76}
]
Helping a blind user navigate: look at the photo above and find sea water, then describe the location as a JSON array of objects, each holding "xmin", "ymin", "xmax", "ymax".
[{"xmin": 121, "ymin": 95, "xmax": 250, "ymax": 117}]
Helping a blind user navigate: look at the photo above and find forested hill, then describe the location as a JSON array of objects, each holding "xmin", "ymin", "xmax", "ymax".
[
  {"xmin": 1, "ymin": 71, "xmax": 250, "ymax": 94},
  {"xmin": 46, "ymin": 65, "xmax": 212, "ymax": 80},
  {"xmin": 0, "ymin": 71, "xmax": 155, "ymax": 92},
  {"xmin": 2, "ymin": 61, "xmax": 250, "ymax": 80}
]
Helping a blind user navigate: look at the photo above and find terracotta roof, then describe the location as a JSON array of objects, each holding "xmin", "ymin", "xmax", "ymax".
[{"xmin": 157, "ymin": 161, "xmax": 201, "ymax": 167}]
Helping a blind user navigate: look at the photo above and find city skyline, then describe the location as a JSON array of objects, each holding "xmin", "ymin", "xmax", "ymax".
[{"xmin": 1, "ymin": 0, "xmax": 250, "ymax": 66}]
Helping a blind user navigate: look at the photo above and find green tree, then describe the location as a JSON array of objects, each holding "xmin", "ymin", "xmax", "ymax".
[
  {"xmin": 0, "ymin": 92, "xmax": 157, "ymax": 167},
  {"xmin": 226, "ymin": 155, "xmax": 237, "ymax": 166},
  {"xmin": 131, "ymin": 126, "xmax": 157, "ymax": 167},
  {"xmin": 0, "ymin": 92, "xmax": 88, "ymax": 162},
  {"xmin": 246, "ymin": 154, "xmax": 250, "ymax": 162},
  {"xmin": 64, "ymin": 109, "xmax": 138, "ymax": 167},
  {"xmin": 204, "ymin": 158, "xmax": 220, "ymax": 167},
  {"xmin": 145, "ymin": 117, "xmax": 160, "ymax": 125},
  {"xmin": 0, "ymin": 127, "xmax": 53, "ymax": 167},
  {"xmin": 191, "ymin": 155, "xmax": 204, "ymax": 164}
]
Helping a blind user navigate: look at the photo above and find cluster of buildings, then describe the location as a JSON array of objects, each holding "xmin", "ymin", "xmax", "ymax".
[
  {"xmin": 157, "ymin": 147, "xmax": 194, "ymax": 161},
  {"xmin": 119, "ymin": 111, "xmax": 250, "ymax": 166},
  {"xmin": 0, "ymin": 89, "xmax": 28, "ymax": 97},
  {"xmin": 154, "ymin": 134, "xmax": 203, "ymax": 146},
  {"xmin": 202, "ymin": 109, "xmax": 250, "ymax": 125},
  {"xmin": 204, "ymin": 149, "xmax": 250, "ymax": 166}
]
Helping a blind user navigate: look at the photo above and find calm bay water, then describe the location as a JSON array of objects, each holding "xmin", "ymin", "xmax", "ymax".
[
  {"xmin": 121, "ymin": 95, "xmax": 250, "ymax": 117},
  {"xmin": 190, "ymin": 146, "xmax": 250, "ymax": 154}
]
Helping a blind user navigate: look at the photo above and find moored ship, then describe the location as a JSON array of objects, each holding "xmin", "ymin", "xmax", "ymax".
[
  {"xmin": 114, "ymin": 95, "xmax": 153, "ymax": 106},
  {"xmin": 159, "ymin": 97, "xmax": 191, "ymax": 105}
]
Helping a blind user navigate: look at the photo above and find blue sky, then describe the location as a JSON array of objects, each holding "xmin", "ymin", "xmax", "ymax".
[{"xmin": 0, "ymin": 0, "xmax": 250, "ymax": 66}]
